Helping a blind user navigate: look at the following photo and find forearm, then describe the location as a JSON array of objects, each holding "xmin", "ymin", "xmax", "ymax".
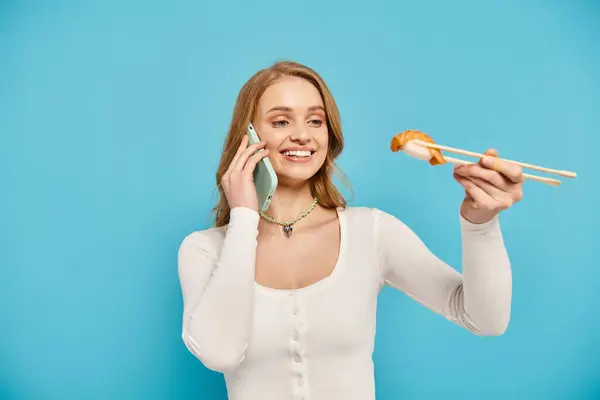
[
  {"xmin": 459, "ymin": 215, "xmax": 512, "ymax": 335},
  {"xmin": 182, "ymin": 207, "xmax": 259, "ymax": 371}
]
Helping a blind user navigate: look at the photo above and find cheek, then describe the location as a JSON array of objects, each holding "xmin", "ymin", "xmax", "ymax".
[
  {"xmin": 315, "ymin": 131, "xmax": 329, "ymax": 164},
  {"xmin": 317, "ymin": 128, "xmax": 329, "ymax": 150},
  {"xmin": 257, "ymin": 129, "xmax": 282, "ymax": 150},
  {"xmin": 264, "ymin": 138, "xmax": 280, "ymax": 152}
]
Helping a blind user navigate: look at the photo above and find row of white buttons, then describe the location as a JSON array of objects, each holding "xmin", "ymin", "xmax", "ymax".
[{"xmin": 290, "ymin": 294, "xmax": 308, "ymax": 400}]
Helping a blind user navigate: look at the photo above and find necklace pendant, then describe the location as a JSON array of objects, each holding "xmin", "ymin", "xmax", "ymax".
[{"xmin": 282, "ymin": 225, "xmax": 293, "ymax": 238}]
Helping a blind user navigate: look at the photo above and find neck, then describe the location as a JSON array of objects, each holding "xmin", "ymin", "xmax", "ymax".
[{"xmin": 264, "ymin": 183, "xmax": 315, "ymax": 222}]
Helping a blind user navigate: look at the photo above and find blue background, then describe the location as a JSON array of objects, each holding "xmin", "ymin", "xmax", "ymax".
[{"xmin": 1, "ymin": 0, "xmax": 598, "ymax": 399}]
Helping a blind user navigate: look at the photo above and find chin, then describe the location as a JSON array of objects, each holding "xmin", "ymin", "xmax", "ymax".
[{"xmin": 277, "ymin": 172, "xmax": 318, "ymax": 187}]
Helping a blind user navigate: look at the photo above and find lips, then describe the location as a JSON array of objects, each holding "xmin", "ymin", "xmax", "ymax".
[
  {"xmin": 281, "ymin": 150, "xmax": 313, "ymax": 157},
  {"xmin": 279, "ymin": 148, "xmax": 316, "ymax": 163}
]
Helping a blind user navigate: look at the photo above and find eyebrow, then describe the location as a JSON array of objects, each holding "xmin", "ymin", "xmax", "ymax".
[{"xmin": 265, "ymin": 105, "xmax": 325, "ymax": 114}]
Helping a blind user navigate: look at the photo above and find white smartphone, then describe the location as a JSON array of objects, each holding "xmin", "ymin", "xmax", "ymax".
[{"xmin": 246, "ymin": 123, "xmax": 278, "ymax": 212}]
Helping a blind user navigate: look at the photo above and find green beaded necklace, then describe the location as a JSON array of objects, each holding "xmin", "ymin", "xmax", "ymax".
[{"xmin": 259, "ymin": 197, "xmax": 318, "ymax": 238}]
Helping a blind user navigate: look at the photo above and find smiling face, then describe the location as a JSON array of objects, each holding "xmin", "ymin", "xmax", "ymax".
[
  {"xmin": 213, "ymin": 60, "xmax": 348, "ymax": 227},
  {"xmin": 252, "ymin": 76, "xmax": 329, "ymax": 187}
]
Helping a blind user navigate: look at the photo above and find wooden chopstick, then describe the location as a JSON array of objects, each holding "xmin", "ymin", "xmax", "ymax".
[
  {"xmin": 444, "ymin": 156, "xmax": 562, "ymax": 186},
  {"xmin": 413, "ymin": 140, "xmax": 577, "ymax": 178}
]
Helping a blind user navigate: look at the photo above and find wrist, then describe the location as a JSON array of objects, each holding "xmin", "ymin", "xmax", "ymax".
[
  {"xmin": 229, "ymin": 207, "xmax": 260, "ymax": 228},
  {"xmin": 460, "ymin": 201, "xmax": 496, "ymax": 225}
]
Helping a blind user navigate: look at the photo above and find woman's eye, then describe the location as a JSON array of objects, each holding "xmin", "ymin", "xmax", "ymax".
[
  {"xmin": 309, "ymin": 119, "xmax": 323, "ymax": 126},
  {"xmin": 272, "ymin": 120, "xmax": 288, "ymax": 127}
]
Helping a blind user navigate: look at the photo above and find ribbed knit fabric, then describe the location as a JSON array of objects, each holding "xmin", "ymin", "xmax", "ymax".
[{"xmin": 178, "ymin": 206, "xmax": 512, "ymax": 400}]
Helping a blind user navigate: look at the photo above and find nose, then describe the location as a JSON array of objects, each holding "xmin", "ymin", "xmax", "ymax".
[{"xmin": 289, "ymin": 126, "xmax": 310, "ymax": 144}]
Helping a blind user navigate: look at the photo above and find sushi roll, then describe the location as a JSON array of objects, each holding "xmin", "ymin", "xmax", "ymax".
[{"xmin": 390, "ymin": 130, "xmax": 446, "ymax": 165}]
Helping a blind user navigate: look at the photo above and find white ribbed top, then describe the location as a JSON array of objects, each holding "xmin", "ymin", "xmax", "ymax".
[{"xmin": 178, "ymin": 206, "xmax": 512, "ymax": 400}]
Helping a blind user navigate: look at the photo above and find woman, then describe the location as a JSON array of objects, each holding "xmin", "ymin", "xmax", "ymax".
[{"xmin": 178, "ymin": 61, "xmax": 523, "ymax": 400}]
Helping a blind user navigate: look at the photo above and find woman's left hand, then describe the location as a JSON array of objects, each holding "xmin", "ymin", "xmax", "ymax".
[{"xmin": 453, "ymin": 148, "xmax": 524, "ymax": 224}]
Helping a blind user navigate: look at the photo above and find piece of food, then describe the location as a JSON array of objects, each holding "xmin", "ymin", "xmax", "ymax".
[{"xmin": 390, "ymin": 130, "xmax": 446, "ymax": 165}]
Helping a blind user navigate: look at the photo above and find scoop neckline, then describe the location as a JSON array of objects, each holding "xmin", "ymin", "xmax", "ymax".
[{"xmin": 254, "ymin": 207, "xmax": 347, "ymax": 297}]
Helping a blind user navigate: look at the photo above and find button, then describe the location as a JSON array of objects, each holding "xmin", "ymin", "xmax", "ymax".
[
  {"xmin": 294, "ymin": 355, "xmax": 302, "ymax": 363},
  {"xmin": 298, "ymin": 379, "xmax": 304, "ymax": 387}
]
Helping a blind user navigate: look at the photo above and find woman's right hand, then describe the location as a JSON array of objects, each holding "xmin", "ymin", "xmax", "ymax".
[{"xmin": 221, "ymin": 135, "xmax": 270, "ymax": 213}]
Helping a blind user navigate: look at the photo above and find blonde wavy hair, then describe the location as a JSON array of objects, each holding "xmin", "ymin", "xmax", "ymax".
[{"xmin": 213, "ymin": 61, "xmax": 350, "ymax": 227}]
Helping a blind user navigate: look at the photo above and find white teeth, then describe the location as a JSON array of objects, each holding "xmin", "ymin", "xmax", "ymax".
[{"xmin": 282, "ymin": 150, "xmax": 312, "ymax": 157}]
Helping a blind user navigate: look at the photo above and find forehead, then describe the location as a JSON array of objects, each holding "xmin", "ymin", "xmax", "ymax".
[{"xmin": 257, "ymin": 76, "xmax": 324, "ymax": 111}]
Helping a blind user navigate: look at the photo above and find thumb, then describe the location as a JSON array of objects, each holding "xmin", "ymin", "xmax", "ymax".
[
  {"xmin": 484, "ymin": 148, "xmax": 498, "ymax": 157},
  {"xmin": 478, "ymin": 148, "xmax": 498, "ymax": 167}
]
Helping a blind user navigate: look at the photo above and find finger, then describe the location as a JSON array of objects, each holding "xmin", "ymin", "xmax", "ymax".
[
  {"xmin": 510, "ymin": 185, "xmax": 524, "ymax": 202},
  {"xmin": 224, "ymin": 135, "xmax": 249, "ymax": 177},
  {"xmin": 243, "ymin": 149, "xmax": 270, "ymax": 177},
  {"xmin": 454, "ymin": 175, "xmax": 475, "ymax": 196},
  {"xmin": 454, "ymin": 163, "xmax": 509, "ymax": 191},
  {"xmin": 477, "ymin": 148, "xmax": 498, "ymax": 168},
  {"xmin": 483, "ymin": 148, "xmax": 498, "ymax": 157},
  {"xmin": 457, "ymin": 177, "xmax": 491, "ymax": 208},
  {"xmin": 454, "ymin": 175, "xmax": 481, "ymax": 204},
  {"xmin": 467, "ymin": 177, "xmax": 514, "ymax": 210},
  {"xmin": 456, "ymin": 169, "xmax": 523, "ymax": 205},
  {"xmin": 480, "ymin": 155, "xmax": 524, "ymax": 184},
  {"xmin": 233, "ymin": 141, "xmax": 266, "ymax": 171},
  {"xmin": 467, "ymin": 176, "xmax": 509, "ymax": 200},
  {"xmin": 231, "ymin": 135, "xmax": 250, "ymax": 165}
]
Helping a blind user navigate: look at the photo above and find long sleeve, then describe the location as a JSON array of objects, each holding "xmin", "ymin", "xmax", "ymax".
[
  {"xmin": 374, "ymin": 208, "xmax": 512, "ymax": 336},
  {"xmin": 178, "ymin": 207, "xmax": 259, "ymax": 372}
]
